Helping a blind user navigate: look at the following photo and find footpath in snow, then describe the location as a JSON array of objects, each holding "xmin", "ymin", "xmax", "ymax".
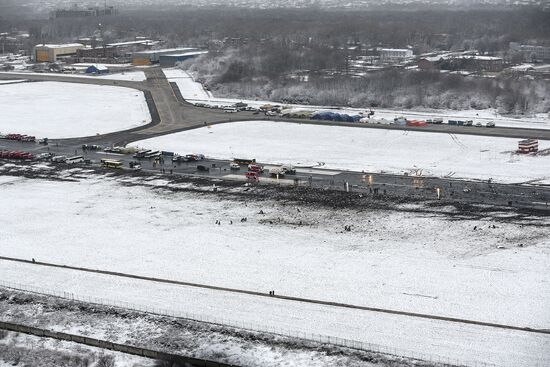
[{"xmin": 131, "ymin": 120, "xmax": 550, "ymax": 184}]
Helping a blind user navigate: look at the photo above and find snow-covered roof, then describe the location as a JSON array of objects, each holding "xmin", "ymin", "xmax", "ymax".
[
  {"xmin": 88, "ymin": 64, "xmax": 108, "ymax": 71},
  {"xmin": 107, "ymin": 40, "xmax": 156, "ymax": 47},
  {"xmin": 160, "ymin": 51, "xmax": 209, "ymax": 58},
  {"xmin": 35, "ymin": 43, "xmax": 84, "ymax": 49},
  {"xmin": 135, "ymin": 47, "xmax": 196, "ymax": 55},
  {"xmin": 380, "ymin": 48, "xmax": 412, "ymax": 52}
]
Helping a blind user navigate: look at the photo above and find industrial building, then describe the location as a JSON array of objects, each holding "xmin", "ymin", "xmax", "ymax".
[
  {"xmin": 159, "ymin": 51, "xmax": 209, "ymax": 67},
  {"xmin": 510, "ymin": 43, "xmax": 550, "ymax": 62},
  {"xmin": 132, "ymin": 48, "xmax": 201, "ymax": 66},
  {"xmin": 380, "ymin": 48, "xmax": 414, "ymax": 63},
  {"xmin": 34, "ymin": 44, "xmax": 84, "ymax": 62},
  {"xmin": 418, "ymin": 53, "xmax": 505, "ymax": 72},
  {"xmin": 76, "ymin": 39, "xmax": 156, "ymax": 63}
]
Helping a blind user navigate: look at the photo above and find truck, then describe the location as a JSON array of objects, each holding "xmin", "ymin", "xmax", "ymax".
[
  {"xmin": 248, "ymin": 164, "xmax": 264, "ymax": 173},
  {"xmin": 269, "ymin": 167, "xmax": 286, "ymax": 177},
  {"xmin": 281, "ymin": 164, "xmax": 296, "ymax": 175},
  {"xmin": 234, "ymin": 158, "xmax": 256, "ymax": 165},
  {"xmin": 245, "ymin": 171, "xmax": 259, "ymax": 180}
]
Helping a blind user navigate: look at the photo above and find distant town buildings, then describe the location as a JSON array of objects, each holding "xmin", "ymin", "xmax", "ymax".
[
  {"xmin": 380, "ymin": 48, "xmax": 414, "ymax": 63},
  {"xmin": 50, "ymin": 5, "xmax": 118, "ymax": 19},
  {"xmin": 510, "ymin": 42, "xmax": 550, "ymax": 62},
  {"xmin": 418, "ymin": 52, "xmax": 505, "ymax": 72}
]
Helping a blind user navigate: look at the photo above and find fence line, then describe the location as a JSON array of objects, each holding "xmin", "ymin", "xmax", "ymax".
[
  {"xmin": 0, "ymin": 320, "xmax": 237, "ymax": 367},
  {"xmin": 0, "ymin": 280, "xmax": 500, "ymax": 367}
]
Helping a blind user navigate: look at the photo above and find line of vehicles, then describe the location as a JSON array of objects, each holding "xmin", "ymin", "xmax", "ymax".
[
  {"xmin": 0, "ymin": 143, "xmax": 295, "ymax": 180},
  {"xmin": 0, "ymin": 133, "xmax": 49, "ymax": 144},
  {"xmin": 0, "ymin": 150, "xmax": 34, "ymax": 160},
  {"xmin": 230, "ymin": 158, "xmax": 297, "ymax": 180},
  {"xmin": 192, "ymin": 100, "xmax": 498, "ymax": 128}
]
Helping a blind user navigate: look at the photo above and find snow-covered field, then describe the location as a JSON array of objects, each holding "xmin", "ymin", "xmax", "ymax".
[
  {"xmin": 0, "ymin": 81, "xmax": 151, "ymax": 138},
  {"xmin": 0, "ymin": 167, "xmax": 549, "ymax": 366},
  {"xmin": 131, "ymin": 120, "xmax": 550, "ymax": 184},
  {"xmin": 164, "ymin": 68, "xmax": 550, "ymax": 130},
  {"xmin": 95, "ymin": 71, "xmax": 147, "ymax": 82}
]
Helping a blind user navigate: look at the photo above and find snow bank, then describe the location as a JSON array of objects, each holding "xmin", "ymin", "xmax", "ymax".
[
  {"xmin": 131, "ymin": 121, "xmax": 550, "ymax": 184},
  {"xmin": 0, "ymin": 81, "xmax": 151, "ymax": 138}
]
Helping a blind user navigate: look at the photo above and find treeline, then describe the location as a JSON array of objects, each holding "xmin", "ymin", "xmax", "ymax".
[
  {"xmin": 183, "ymin": 52, "xmax": 550, "ymax": 115},
  {"xmin": 8, "ymin": 7, "xmax": 549, "ymax": 53}
]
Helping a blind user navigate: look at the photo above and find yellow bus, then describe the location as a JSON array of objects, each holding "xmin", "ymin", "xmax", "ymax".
[{"xmin": 100, "ymin": 158, "xmax": 123, "ymax": 169}]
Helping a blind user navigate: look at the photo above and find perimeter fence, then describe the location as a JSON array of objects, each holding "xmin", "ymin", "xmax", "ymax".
[{"xmin": 0, "ymin": 280, "xmax": 501, "ymax": 367}]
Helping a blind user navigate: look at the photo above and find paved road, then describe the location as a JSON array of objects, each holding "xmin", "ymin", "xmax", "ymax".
[
  {"xmin": 1, "ymin": 255, "xmax": 547, "ymax": 335},
  {"xmin": 1, "ymin": 137, "xmax": 549, "ymax": 210},
  {"xmin": 1, "ymin": 69, "xmax": 550, "ymax": 209},
  {"xmin": 3, "ymin": 70, "xmax": 550, "ymax": 143}
]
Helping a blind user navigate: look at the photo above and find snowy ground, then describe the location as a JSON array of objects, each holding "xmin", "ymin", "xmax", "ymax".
[
  {"xmin": 0, "ymin": 288, "xmax": 404, "ymax": 367},
  {"xmin": 0, "ymin": 81, "xmax": 151, "ymax": 138},
  {"xmin": 164, "ymin": 68, "xmax": 550, "ymax": 130},
  {"xmin": 0, "ymin": 331, "xmax": 155, "ymax": 367},
  {"xmin": 130, "ymin": 120, "xmax": 550, "ymax": 184},
  {"xmin": 0, "ymin": 70, "xmax": 146, "ymax": 82},
  {"xmin": 0, "ymin": 79, "xmax": 26, "ymax": 85},
  {"xmin": 95, "ymin": 71, "xmax": 147, "ymax": 82},
  {"xmin": 0, "ymin": 165, "xmax": 549, "ymax": 366}
]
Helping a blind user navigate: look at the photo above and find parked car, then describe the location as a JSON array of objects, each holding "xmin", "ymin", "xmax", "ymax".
[
  {"xmin": 230, "ymin": 163, "xmax": 241, "ymax": 170},
  {"xmin": 475, "ymin": 122, "xmax": 482, "ymax": 127},
  {"xmin": 486, "ymin": 121, "xmax": 496, "ymax": 128},
  {"xmin": 197, "ymin": 164, "xmax": 209, "ymax": 171}
]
